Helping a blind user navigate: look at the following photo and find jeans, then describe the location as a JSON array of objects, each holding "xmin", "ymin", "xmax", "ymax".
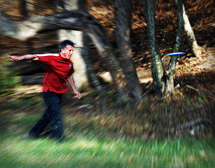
[{"xmin": 29, "ymin": 91, "xmax": 64, "ymax": 140}]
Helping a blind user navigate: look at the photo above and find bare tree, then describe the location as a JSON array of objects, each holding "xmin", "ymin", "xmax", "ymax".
[
  {"xmin": 165, "ymin": 0, "xmax": 184, "ymax": 94},
  {"xmin": 142, "ymin": 0, "xmax": 184, "ymax": 96},
  {"xmin": 143, "ymin": 0, "xmax": 164, "ymax": 94},
  {"xmin": 114, "ymin": 0, "xmax": 142, "ymax": 101},
  {"xmin": 78, "ymin": 0, "xmax": 103, "ymax": 92},
  {"xmin": 182, "ymin": 2, "xmax": 202, "ymax": 58}
]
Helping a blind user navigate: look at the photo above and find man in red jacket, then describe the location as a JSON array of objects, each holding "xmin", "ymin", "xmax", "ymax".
[{"xmin": 9, "ymin": 40, "xmax": 81, "ymax": 141}]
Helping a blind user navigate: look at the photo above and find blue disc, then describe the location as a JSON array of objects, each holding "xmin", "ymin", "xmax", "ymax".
[{"xmin": 167, "ymin": 52, "xmax": 185, "ymax": 56}]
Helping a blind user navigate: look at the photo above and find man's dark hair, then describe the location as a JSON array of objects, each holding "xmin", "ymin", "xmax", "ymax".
[{"xmin": 59, "ymin": 40, "xmax": 75, "ymax": 51}]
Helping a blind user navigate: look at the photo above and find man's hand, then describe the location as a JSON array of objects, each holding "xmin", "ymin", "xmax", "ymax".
[
  {"xmin": 67, "ymin": 75, "xmax": 82, "ymax": 99},
  {"xmin": 9, "ymin": 55, "xmax": 24, "ymax": 61},
  {"xmin": 74, "ymin": 91, "xmax": 82, "ymax": 99}
]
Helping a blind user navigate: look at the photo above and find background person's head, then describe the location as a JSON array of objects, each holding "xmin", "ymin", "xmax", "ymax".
[{"xmin": 59, "ymin": 40, "xmax": 75, "ymax": 60}]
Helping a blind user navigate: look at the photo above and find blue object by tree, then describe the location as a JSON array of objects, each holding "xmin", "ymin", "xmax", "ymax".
[{"xmin": 167, "ymin": 52, "xmax": 185, "ymax": 56}]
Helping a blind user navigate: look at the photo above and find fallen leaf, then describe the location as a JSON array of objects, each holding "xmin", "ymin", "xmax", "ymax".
[{"xmin": 128, "ymin": 155, "xmax": 134, "ymax": 163}]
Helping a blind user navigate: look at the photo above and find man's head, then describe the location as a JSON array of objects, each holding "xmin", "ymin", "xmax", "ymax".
[{"xmin": 59, "ymin": 40, "xmax": 75, "ymax": 60}]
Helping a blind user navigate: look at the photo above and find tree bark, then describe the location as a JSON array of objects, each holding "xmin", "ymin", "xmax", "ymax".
[
  {"xmin": 114, "ymin": 0, "xmax": 142, "ymax": 101},
  {"xmin": 0, "ymin": 9, "xmax": 129, "ymax": 101},
  {"xmin": 78, "ymin": 0, "xmax": 103, "ymax": 92},
  {"xmin": 182, "ymin": 3, "xmax": 202, "ymax": 58},
  {"xmin": 143, "ymin": 0, "xmax": 184, "ymax": 96},
  {"xmin": 20, "ymin": 0, "xmax": 28, "ymax": 18},
  {"xmin": 142, "ymin": 0, "xmax": 164, "ymax": 94},
  {"xmin": 164, "ymin": 0, "xmax": 184, "ymax": 95}
]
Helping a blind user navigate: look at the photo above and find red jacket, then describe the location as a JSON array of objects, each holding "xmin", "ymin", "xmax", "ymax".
[{"xmin": 37, "ymin": 53, "xmax": 74, "ymax": 93}]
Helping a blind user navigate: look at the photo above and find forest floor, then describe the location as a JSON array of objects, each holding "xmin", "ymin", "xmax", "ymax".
[
  {"xmin": 0, "ymin": 0, "xmax": 215, "ymax": 140},
  {"xmin": 0, "ymin": 47, "xmax": 215, "ymax": 168},
  {"xmin": 1, "ymin": 46, "xmax": 215, "ymax": 140},
  {"xmin": 1, "ymin": 0, "xmax": 215, "ymax": 139}
]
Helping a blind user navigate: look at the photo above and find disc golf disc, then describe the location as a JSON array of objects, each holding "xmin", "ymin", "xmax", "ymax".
[{"xmin": 167, "ymin": 52, "xmax": 185, "ymax": 56}]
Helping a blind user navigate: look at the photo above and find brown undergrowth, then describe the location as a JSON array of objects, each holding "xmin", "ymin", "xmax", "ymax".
[
  {"xmin": 60, "ymin": 75, "xmax": 215, "ymax": 140},
  {"xmin": 0, "ymin": 0, "xmax": 215, "ymax": 140}
]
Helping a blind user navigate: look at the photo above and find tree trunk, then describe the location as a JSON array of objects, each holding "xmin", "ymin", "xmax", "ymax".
[
  {"xmin": 114, "ymin": 0, "xmax": 142, "ymax": 101},
  {"xmin": 182, "ymin": 3, "xmax": 202, "ymax": 58},
  {"xmin": 164, "ymin": 0, "xmax": 184, "ymax": 95},
  {"xmin": 78, "ymin": 0, "xmax": 103, "ymax": 92},
  {"xmin": 0, "ymin": 9, "xmax": 129, "ymax": 101},
  {"xmin": 142, "ymin": 0, "xmax": 164, "ymax": 94},
  {"xmin": 20, "ymin": 0, "xmax": 28, "ymax": 18},
  {"xmin": 143, "ymin": 0, "xmax": 184, "ymax": 97}
]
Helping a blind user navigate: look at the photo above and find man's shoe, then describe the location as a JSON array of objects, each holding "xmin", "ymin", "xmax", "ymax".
[
  {"xmin": 40, "ymin": 130, "xmax": 52, "ymax": 138},
  {"xmin": 22, "ymin": 133, "xmax": 37, "ymax": 140}
]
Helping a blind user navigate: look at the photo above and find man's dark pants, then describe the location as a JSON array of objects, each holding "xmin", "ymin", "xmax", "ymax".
[{"xmin": 29, "ymin": 91, "xmax": 64, "ymax": 140}]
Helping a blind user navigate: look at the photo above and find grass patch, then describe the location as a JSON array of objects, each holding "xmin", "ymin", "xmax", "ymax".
[
  {"xmin": 0, "ymin": 134, "xmax": 215, "ymax": 168},
  {"xmin": 1, "ymin": 89, "xmax": 215, "ymax": 167}
]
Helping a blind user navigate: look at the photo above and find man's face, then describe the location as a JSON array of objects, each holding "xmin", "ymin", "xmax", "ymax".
[{"xmin": 61, "ymin": 45, "xmax": 74, "ymax": 60}]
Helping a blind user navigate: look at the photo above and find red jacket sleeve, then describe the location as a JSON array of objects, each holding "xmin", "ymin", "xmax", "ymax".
[{"xmin": 37, "ymin": 53, "xmax": 59, "ymax": 65}]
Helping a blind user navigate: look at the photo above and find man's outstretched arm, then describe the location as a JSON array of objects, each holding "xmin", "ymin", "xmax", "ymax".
[{"xmin": 9, "ymin": 54, "xmax": 38, "ymax": 61}]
